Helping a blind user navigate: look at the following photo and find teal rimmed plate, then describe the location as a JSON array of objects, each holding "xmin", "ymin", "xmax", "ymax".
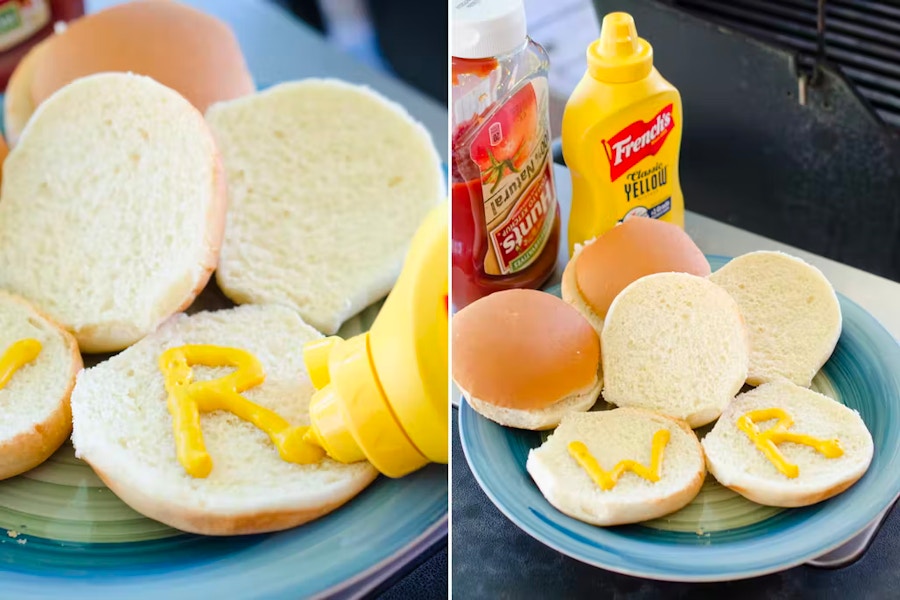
[
  {"xmin": 459, "ymin": 255, "xmax": 900, "ymax": 581},
  {"xmin": 0, "ymin": 92, "xmax": 448, "ymax": 597},
  {"xmin": 0, "ymin": 293, "xmax": 448, "ymax": 599}
]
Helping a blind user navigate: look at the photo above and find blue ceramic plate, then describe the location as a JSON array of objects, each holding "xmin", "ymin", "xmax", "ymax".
[
  {"xmin": 0, "ymin": 96, "xmax": 448, "ymax": 597},
  {"xmin": 460, "ymin": 255, "xmax": 900, "ymax": 582},
  {"xmin": 0, "ymin": 297, "xmax": 448, "ymax": 599}
]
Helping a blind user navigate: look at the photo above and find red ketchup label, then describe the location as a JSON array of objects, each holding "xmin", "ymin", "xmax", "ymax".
[
  {"xmin": 602, "ymin": 104, "xmax": 675, "ymax": 182},
  {"xmin": 469, "ymin": 79, "xmax": 557, "ymax": 275},
  {"xmin": 490, "ymin": 163, "xmax": 555, "ymax": 273}
]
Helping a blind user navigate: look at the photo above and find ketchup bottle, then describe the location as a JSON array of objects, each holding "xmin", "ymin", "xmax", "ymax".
[
  {"xmin": 0, "ymin": 0, "xmax": 84, "ymax": 90},
  {"xmin": 451, "ymin": 0, "xmax": 560, "ymax": 309}
]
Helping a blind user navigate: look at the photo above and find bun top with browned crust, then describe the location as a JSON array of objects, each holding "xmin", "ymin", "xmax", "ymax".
[
  {"xmin": 452, "ymin": 289, "xmax": 600, "ymax": 410},
  {"xmin": 30, "ymin": 1, "xmax": 254, "ymax": 115},
  {"xmin": 574, "ymin": 217, "xmax": 710, "ymax": 319}
]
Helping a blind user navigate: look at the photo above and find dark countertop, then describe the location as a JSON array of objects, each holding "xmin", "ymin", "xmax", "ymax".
[
  {"xmin": 377, "ymin": 542, "xmax": 448, "ymax": 600},
  {"xmin": 451, "ymin": 409, "xmax": 900, "ymax": 599}
]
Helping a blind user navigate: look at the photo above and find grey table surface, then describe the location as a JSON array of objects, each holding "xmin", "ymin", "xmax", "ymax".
[
  {"xmin": 452, "ymin": 164, "xmax": 900, "ymax": 598},
  {"xmin": 80, "ymin": 1, "xmax": 449, "ymax": 598}
]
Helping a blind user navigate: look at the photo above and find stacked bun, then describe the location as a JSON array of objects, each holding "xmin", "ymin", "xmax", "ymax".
[
  {"xmin": 5, "ymin": 0, "xmax": 254, "ymax": 147},
  {"xmin": 601, "ymin": 272, "xmax": 748, "ymax": 428},
  {"xmin": 452, "ymin": 289, "xmax": 601, "ymax": 430},
  {"xmin": 561, "ymin": 217, "xmax": 710, "ymax": 333}
]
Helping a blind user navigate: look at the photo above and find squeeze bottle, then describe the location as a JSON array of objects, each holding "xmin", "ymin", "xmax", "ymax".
[
  {"xmin": 302, "ymin": 204, "xmax": 448, "ymax": 478},
  {"xmin": 562, "ymin": 12, "xmax": 684, "ymax": 255},
  {"xmin": 451, "ymin": 0, "xmax": 560, "ymax": 309}
]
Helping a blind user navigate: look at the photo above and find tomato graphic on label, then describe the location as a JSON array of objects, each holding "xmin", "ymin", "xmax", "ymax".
[{"xmin": 470, "ymin": 85, "xmax": 539, "ymax": 192}]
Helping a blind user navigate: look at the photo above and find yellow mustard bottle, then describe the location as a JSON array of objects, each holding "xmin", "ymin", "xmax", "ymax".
[
  {"xmin": 562, "ymin": 12, "xmax": 684, "ymax": 256},
  {"xmin": 301, "ymin": 204, "xmax": 448, "ymax": 478}
]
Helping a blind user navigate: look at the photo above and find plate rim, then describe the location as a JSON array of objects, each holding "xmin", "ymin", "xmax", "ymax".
[
  {"xmin": 460, "ymin": 402, "xmax": 891, "ymax": 582},
  {"xmin": 310, "ymin": 514, "xmax": 448, "ymax": 600},
  {"xmin": 0, "ymin": 469, "xmax": 449, "ymax": 598},
  {"xmin": 0, "ymin": 84, "xmax": 449, "ymax": 599},
  {"xmin": 459, "ymin": 254, "xmax": 900, "ymax": 582}
]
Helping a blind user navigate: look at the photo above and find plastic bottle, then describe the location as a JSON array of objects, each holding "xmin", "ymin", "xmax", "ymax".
[
  {"xmin": 562, "ymin": 12, "xmax": 684, "ymax": 256},
  {"xmin": 302, "ymin": 204, "xmax": 448, "ymax": 478},
  {"xmin": 0, "ymin": 0, "xmax": 84, "ymax": 90},
  {"xmin": 451, "ymin": 0, "xmax": 560, "ymax": 309}
]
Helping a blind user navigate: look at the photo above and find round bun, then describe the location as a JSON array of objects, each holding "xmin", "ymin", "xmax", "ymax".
[
  {"xmin": 206, "ymin": 79, "xmax": 443, "ymax": 335},
  {"xmin": 601, "ymin": 272, "xmax": 749, "ymax": 428},
  {"xmin": 464, "ymin": 382, "xmax": 601, "ymax": 431},
  {"xmin": 453, "ymin": 289, "xmax": 601, "ymax": 429},
  {"xmin": 562, "ymin": 217, "xmax": 709, "ymax": 332},
  {"xmin": 4, "ymin": 0, "xmax": 254, "ymax": 146},
  {"xmin": 702, "ymin": 381, "xmax": 873, "ymax": 507},
  {"xmin": 526, "ymin": 408, "xmax": 705, "ymax": 526},
  {"xmin": 0, "ymin": 291, "xmax": 82, "ymax": 480},
  {"xmin": 0, "ymin": 73, "xmax": 227, "ymax": 352},
  {"xmin": 709, "ymin": 251, "xmax": 842, "ymax": 387},
  {"xmin": 71, "ymin": 304, "xmax": 378, "ymax": 535}
]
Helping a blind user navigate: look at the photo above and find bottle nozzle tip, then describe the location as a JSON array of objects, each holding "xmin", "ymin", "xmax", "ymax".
[
  {"xmin": 600, "ymin": 12, "xmax": 640, "ymax": 56},
  {"xmin": 303, "ymin": 336, "xmax": 342, "ymax": 389}
]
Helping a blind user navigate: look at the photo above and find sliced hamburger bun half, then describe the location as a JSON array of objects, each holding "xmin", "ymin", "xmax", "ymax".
[
  {"xmin": 0, "ymin": 72, "xmax": 227, "ymax": 352},
  {"xmin": 561, "ymin": 217, "xmax": 710, "ymax": 334},
  {"xmin": 4, "ymin": 0, "xmax": 254, "ymax": 147},
  {"xmin": 702, "ymin": 381, "xmax": 873, "ymax": 507},
  {"xmin": 452, "ymin": 289, "xmax": 601, "ymax": 430},
  {"xmin": 206, "ymin": 80, "xmax": 443, "ymax": 335},
  {"xmin": 70, "ymin": 304, "xmax": 378, "ymax": 536},
  {"xmin": 601, "ymin": 272, "xmax": 749, "ymax": 428},
  {"xmin": 527, "ymin": 408, "xmax": 705, "ymax": 526},
  {"xmin": 709, "ymin": 251, "xmax": 842, "ymax": 387},
  {"xmin": 0, "ymin": 291, "xmax": 82, "ymax": 480}
]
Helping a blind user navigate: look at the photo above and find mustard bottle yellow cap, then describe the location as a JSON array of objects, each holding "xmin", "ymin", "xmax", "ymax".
[
  {"xmin": 587, "ymin": 12, "xmax": 653, "ymax": 83},
  {"xmin": 302, "ymin": 204, "xmax": 448, "ymax": 478},
  {"xmin": 303, "ymin": 334, "xmax": 429, "ymax": 477}
]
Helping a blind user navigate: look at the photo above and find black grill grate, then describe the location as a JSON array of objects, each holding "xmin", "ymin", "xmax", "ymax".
[{"xmin": 671, "ymin": 0, "xmax": 900, "ymax": 129}]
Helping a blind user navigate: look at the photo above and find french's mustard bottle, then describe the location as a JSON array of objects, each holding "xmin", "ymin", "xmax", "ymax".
[{"xmin": 562, "ymin": 12, "xmax": 684, "ymax": 255}]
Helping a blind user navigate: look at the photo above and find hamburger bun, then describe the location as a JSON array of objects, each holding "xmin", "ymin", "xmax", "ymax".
[
  {"xmin": 0, "ymin": 72, "xmax": 226, "ymax": 352},
  {"xmin": 709, "ymin": 251, "xmax": 842, "ymax": 387},
  {"xmin": 70, "ymin": 304, "xmax": 378, "ymax": 535},
  {"xmin": 206, "ymin": 80, "xmax": 443, "ymax": 335},
  {"xmin": 702, "ymin": 381, "xmax": 873, "ymax": 507},
  {"xmin": 0, "ymin": 292, "xmax": 82, "ymax": 480},
  {"xmin": 601, "ymin": 272, "xmax": 749, "ymax": 428},
  {"xmin": 526, "ymin": 408, "xmax": 705, "ymax": 526},
  {"xmin": 561, "ymin": 217, "xmax": 710, "ymax": 333},
  {"xmin": 5, "ymin": 0, "xmax": 254, "ymax": 147},
  {"xmin": 452, "ymin": 289, "xmax": 602, "ymax": 430}
]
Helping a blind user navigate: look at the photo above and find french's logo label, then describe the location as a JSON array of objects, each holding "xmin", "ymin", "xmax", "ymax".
[{"xmin": 602, "ymin": 105, "xmax": 675, "ymax": 182}]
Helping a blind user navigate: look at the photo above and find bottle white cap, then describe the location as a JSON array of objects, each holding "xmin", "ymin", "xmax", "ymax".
[{"xmin": 452, "ymin": 0, "xmax": 527, "ymax": 59}]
